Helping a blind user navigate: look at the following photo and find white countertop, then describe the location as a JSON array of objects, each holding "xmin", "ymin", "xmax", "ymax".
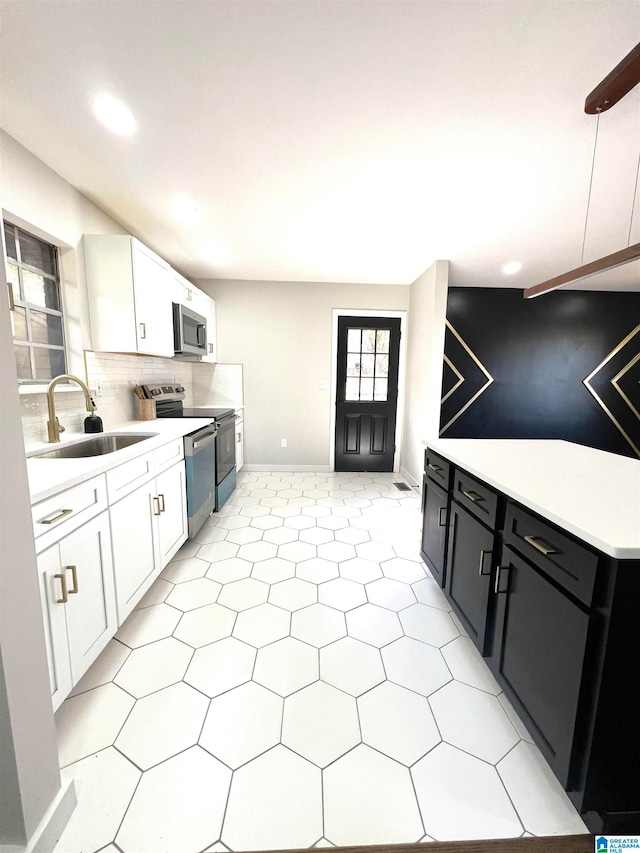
[
  {"xmin": 423, "ymin": 439, "xmax": 640, "ymax": 560},
  {"xmin": 27, "ymin": 418, "xmax": 215, "ymax": 504}
]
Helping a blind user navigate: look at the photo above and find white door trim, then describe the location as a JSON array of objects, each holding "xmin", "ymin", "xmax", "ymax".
[{"xmin": 330, "ymin": 309, "xmax": 408, "ymax": 473}]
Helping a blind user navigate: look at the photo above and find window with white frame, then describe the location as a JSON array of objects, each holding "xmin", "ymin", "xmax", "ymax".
[{"xmin": 4, "ymin": 221, "xmax": 67, "ymax": 382}]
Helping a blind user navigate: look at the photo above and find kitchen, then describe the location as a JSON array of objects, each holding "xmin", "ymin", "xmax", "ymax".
[{"xmin": 1, "ymin": 2, "xmax": 640, "ymax": 852}]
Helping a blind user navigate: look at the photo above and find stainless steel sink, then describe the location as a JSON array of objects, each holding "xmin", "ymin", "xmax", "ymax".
[{"xmin": 31, "ymin": 433, "xmax": 157, "ymax": 459}]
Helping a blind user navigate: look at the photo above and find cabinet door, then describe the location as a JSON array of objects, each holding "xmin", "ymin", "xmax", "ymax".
[
  {"xmin": 490, "ymin": 545, "xmax": 592, "ymax": 788},
  {"xmin": 132, "ymin": 242, "xmax": 174, "ymax": 357},
  {"xmin": 446, "ymin": 501, "xmax": 494, "ymax": 654},
  {"xmin": 236, "ymin": 419, "xmax": 244, "ymax": 472},
  {"xmin": 155, "ymin": 461, "xmax": 188, "ymax": 567},
  {"xmin": 59, "ymin": 513, "xmax": 117, "ymax": 686},
  {"xmin": 37, "ymin": 545, "xmax": 73, "ymax": 708},
  {"xmin": 420, "ymin": 475, "xmax": 448, "ymax": 587},
  {"xmin": 110, "ymin": 480, "xmax": 159, "ymax": 625}
]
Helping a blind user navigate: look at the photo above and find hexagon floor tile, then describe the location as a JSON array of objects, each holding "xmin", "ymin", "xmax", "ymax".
[
  {"xmin": 54, "ymin": 470, "xmax": 590, "ymax": 851},
  {"xmin": 200, "ymin": 681, "xmax": 283, "ymax": 769},
  {"xmin": 254, "ymin": 636, "xmax": 319, "ymax": 696},
  {"xmin": 282, "ymin": 681, "xmax": 360, "ymax": 767},
  {"xmin": 324, "ymin": 745, "xmax": 424, "ymax": 845}
]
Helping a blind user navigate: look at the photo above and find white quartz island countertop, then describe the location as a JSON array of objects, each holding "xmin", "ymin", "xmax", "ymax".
[
  {"xmin": 423, "ymin": 439, "xmax": 640, "ymax": 560},
  {"xmin": 26, "ymin": 418, "xmax": 215, "ymax": 505}
]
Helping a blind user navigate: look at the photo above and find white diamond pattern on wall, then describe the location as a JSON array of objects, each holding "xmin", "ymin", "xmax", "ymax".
[{"xmin": 53, "ymin": 470, "xmax": 588, "ymax": 852}]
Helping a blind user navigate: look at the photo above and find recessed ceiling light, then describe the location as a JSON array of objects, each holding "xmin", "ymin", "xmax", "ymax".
[
  {"xmin": 92, "ymin": 95, "xmax": 136, "ymax": 135},
  {"xmin": 502, "ymin": 261, "xmax": 523, "ymax": 275},
  {"xmin": 208, "ymin": 247, "xmax": 232, "ymax": 266},
  {"xmin": 172, "ymin": 197, "xmax": 201, "ymax": 225}
]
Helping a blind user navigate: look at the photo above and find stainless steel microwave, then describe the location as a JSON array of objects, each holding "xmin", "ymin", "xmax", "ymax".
[{"xmin": 172, "ymin": 302, "xmax": 207, "ymax": 359}]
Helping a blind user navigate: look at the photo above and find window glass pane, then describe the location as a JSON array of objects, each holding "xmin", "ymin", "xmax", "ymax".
[
  {"xmin": 18, "ymin": 230, "xmax": 56, "ymax": 276},
  {"xmin": 31, "ymin": 311, "xmax": 64, "ymax": 346},
  {"xmin": 360, "ymin": 353, "xmax": 375, "ymax": 377},
  {"xmin": 6, "ymin": 261, "xmax": 20, "ymax": 298},
  {"xmin": 345, "ymin": 377, "xmax": 360, "ymax": 401},
  {"xmin": 3, "ymin": 223, "xmax": 17, "ymax": 260},
  {"xmin": 376, "ymin": 330, "xmax": 390, "ymax": 353},
  {"xmin": 346, "ymin": 354, "xmax": 361, "ymax": 377},
  {"xmin": 360, "ymin": 377, "xmax": 374, "ymax": 400},
  {"xmin": 15, "ymin": 345, "xmax": 31, "ymax": 379},
  {"xmin": 374, "ymin": 378, "xmax": 388, "ymax": 401},
  {"xmin": 22, "ymin": 270, "xmax": 60, "ymax": 310},
  {"xmin": 347, "ymin": 328, "xmax": 361, "ymax": 352},
  {"xmin": 361, "ymin": 329, "xmax": 376, "ymax": 353},
  {"xmin": 12, "ymin": 306, "xmax": 28, "ymax": 340},
  {"xmin": 375, "ymin": 354, "xmax": 389, "ymax": 377},
  {"xmin": 32, "ymin": 346, "xmax": 65, "ymax": 381}
]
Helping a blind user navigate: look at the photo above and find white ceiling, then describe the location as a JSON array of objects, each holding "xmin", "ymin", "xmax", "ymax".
[{"xmin": 1, "ymin": 0, "xmax": 639, "ymax": 290}]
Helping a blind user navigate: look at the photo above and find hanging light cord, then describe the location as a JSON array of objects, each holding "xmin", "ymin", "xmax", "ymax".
[
  {"xmin": 628, "ymin": 146, "xmax": 640, "ymax": 248},
  {"xmin": 581, "ymin": 111, "xmax": 601, "ymax": 265}
]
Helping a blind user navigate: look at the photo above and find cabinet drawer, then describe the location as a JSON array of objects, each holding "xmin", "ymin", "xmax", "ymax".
[
  {"xmin": 424, "ymin": 448, "xmax": 451, "ymax": 489},
  {"xmin": 453, "ymin": 469, "xmax": 498, "ymax": 529},
  {"xmin": 504, "ymin": 502, "xmax": 599, "ymax": 607},
  {"xmin": 32, "ymin": 475, "xmax": 107, "ymax": 551},
  {"xmin": 153, "ymin": 437, "xmax": 184, "ymax": 475},
  {"xmin": 107, "ymin": 452, "xmax": 154, "ymax": 503}
]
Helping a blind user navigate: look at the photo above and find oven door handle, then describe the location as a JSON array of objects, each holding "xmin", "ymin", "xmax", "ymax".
[{"xmin": 189, "ymin": 429, "xmax": 217, "ymax": 451}]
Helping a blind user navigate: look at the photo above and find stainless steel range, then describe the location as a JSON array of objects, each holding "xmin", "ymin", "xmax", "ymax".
[{"xmin": 141, "ymin": 384, "xmax": 236, "ymax": 537}]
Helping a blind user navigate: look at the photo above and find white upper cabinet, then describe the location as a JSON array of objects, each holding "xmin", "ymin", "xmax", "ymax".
[
  {"xmin": 172, "ymin": 270, "xmax": 217, "ymax": 363},
  {"xmin": 84, "ymin": 235, "xmax": 174, "ymax": 357}
]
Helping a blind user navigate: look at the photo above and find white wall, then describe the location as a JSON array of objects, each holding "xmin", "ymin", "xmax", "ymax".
[
  {"xmin": 400, "ymin": 260, "xmax": 449, "ymax": 485},
  {"xmin": 196, "ymin": 279, "xmax": 410, "ymax": 467}
]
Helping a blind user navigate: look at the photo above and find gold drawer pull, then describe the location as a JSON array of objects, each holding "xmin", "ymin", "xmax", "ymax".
[
  {"xmin": 524, "ymin": 535, "xmax": 557, "ymax": 556},
  {"xmin": 8, "ymin": 281, "xmax": 16, "ymax": 311},
  {"xmin": 478, "ymin": 549, "xmax": 492, "ymax": 576},
  {"xmin": 41, "ymin": 508, "xmax": 73, "ymax": 525},
  {"xmin": 66, "ymin": 564, "xmax": 79, "ymax": 594},
  {"xmin": 153, "ymin": 496, "xmax": 162, "ymax": 516},
  {"xmin": 427, "ymin": 463, "xmax": 442, "ymax": 472},
  {"xmin": 55, "ymin": 573, "xmax": 68, "ymax": 604},
  {"xmin": 158, "ymin": 493, "xmax": 166, "ymax": 512},
  {"xmin": 494, "ymin": 566, "xmax": 508, "ymax": 594},
  {"xmin": 462, "ymin": 489, "xmax": 483, "ymax": 503}
]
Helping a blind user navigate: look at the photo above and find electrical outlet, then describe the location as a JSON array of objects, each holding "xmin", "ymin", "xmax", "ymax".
[
  {"xmin": 281, "ymin": 438, "xmax": 287, "ymax": 448},
  {"xmin": 94, "ymin": 383, "xmax": 102, "ymax": 397}
]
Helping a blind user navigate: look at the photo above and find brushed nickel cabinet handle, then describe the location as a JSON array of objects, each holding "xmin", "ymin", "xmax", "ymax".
[
  {"xmin": 427, "ymin": 463, "xmax": 442, "ymax": 472},
  {"xmin": 139, "ymin": 322, "xmax": 147, "ymax": 339},
  {"xmin": 494, "ymin": 566, "xmax": 508, "ymax": 594},
  {"xmin": 158, "ymin": 493, "xmax": 166, "ymax": 512},
  {"xmin": 41, "ymin": 508, "xmax": 73, "ymax": 525},
  {"xmin": 153, "ymin": 496, "xmax": 161, "ymax": 516},
  {"xmin": 438, "ymin": 506, "xmax": 447, "ymax": 527},
  {"xmin": 478, "ymin": 549, "xmax": 492, "ymax": 576},
  {"xmin": 66, "ymin": 565, "xmax": 79, "ymax": 594},
  {"xmin": 55, "ymin": 573, "xmax": 68, "ymax": 604},
  {"xmin": 462, "ymin": 489, "xmax": 483, "ymax": 503},
  {"xmin": 8, "ymin": 281, "xmax": 15, "ymax": 311},
  {"xmin": 237, "ymin": 432, "xmax": 241, "ymax": 443},
  {"xmin": 524, "ymin": 535, "xmax": 557, "ymax": 556}
]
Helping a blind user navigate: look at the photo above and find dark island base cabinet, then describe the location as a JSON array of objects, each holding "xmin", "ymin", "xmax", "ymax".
[
  {"xmin": 420, "ymin": 474, "xmax": 448, "ymax": 586},
  {"xmin": 446, "ymin": 502, "xmax": 495, "ymax": 655}
]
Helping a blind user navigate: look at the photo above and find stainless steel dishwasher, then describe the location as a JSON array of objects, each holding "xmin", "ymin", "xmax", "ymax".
[{"xmin": 183, "ymin": 422, "xmax": 217, "ymax": 539}]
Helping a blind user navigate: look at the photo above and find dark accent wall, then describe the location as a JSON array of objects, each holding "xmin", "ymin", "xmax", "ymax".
[{"xmin": 440, "ymin": 288, "xmax": 640, "ymax": 458}]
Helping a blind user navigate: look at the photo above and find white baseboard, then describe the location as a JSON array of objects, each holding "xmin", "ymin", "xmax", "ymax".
[
  {"xmin": 400, "ymin": 466, "xmax": 421, "ymax": 489},
  {"xmin": 0, "ymin": 778, "xmax": 76, "ymax": 853},
  {"xmin": 241, "ymin": 464, "xmax": 332, "ymax": 473}
]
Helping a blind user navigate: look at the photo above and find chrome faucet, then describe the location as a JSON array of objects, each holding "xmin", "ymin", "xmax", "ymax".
[{"xmin": 46, "ymin": 374, "xmax": 96, "ymax": 443}]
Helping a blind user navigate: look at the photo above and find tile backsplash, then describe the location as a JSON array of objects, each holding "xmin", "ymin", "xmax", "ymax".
[{"xmin": 20, "ymin": 352, "xmax": 197, "ymax": 447}]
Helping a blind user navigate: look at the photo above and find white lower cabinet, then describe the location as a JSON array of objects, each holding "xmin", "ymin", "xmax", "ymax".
[
  {"xmin": 37, "ymin": 512, "xmax": 117, "ymax": 711},
  {"xmin": 110, "ymin": 459, "xmax": 188, "ymax": 624}
]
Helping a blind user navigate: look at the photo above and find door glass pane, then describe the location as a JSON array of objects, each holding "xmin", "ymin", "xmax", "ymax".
[
  {"xmin": 4, "ymin": 223, "xmax": 17, "ymax": 260},
  {"xmin": 22, "ymin": 270, "xmax": 60, "ymax": 310},
  {"xmin": 15, "ymin": 345, "xmax": 31, "ymax": 379},
  {"xmin": 18, "ymin": 230, "xmax": 56, "ymax": 276},
  {"xmin": 361, "ymin": 329, "xmax": 376, "ymax": 353},
  {"xmin": 346, "ymin": 354, "xmax": 360, "ymax": 377},
  {"xmin": 375, "ymin": 354, "xmax": 389, "ymax": 377},
  {"xmin": 345, "ymin": 377, "xmax": 360, "ymax": 401},
  {"xmin": 360, "ymin": 353, "xmax": 375, "ymax": 377},
  {"xmin": 376, "ymin": 330, "xmax": 390, "ymax": 353},
  {"xmin": 32, "ymin": 346, "xmax": 65, "ymax": 381},
  {"xmin": 374, "ymin": 378, "xmax": 388, "ymax": 401},
  {"xmin": 31, "ymin": 311, "xmax": 64, "ymax": 346},
  {"xmin": 347, "ymin": 329, "xmax": 361, "ymax": 352},
  {"xmin": 12, "ymin": 306, "xmax": 28, "ymax": 340},
  {"xmin": 360, "ymin": 378, "xmax": 374, "ymax": 400}
]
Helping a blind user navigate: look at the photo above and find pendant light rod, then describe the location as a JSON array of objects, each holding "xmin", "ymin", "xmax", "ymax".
[
  {"xmin": 523, "ymin": 242, "xmax": 640, "ymax": 299},
  {"xmin": 585, "ymin": 41, "xmax": 640, "ymax": 114}
]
